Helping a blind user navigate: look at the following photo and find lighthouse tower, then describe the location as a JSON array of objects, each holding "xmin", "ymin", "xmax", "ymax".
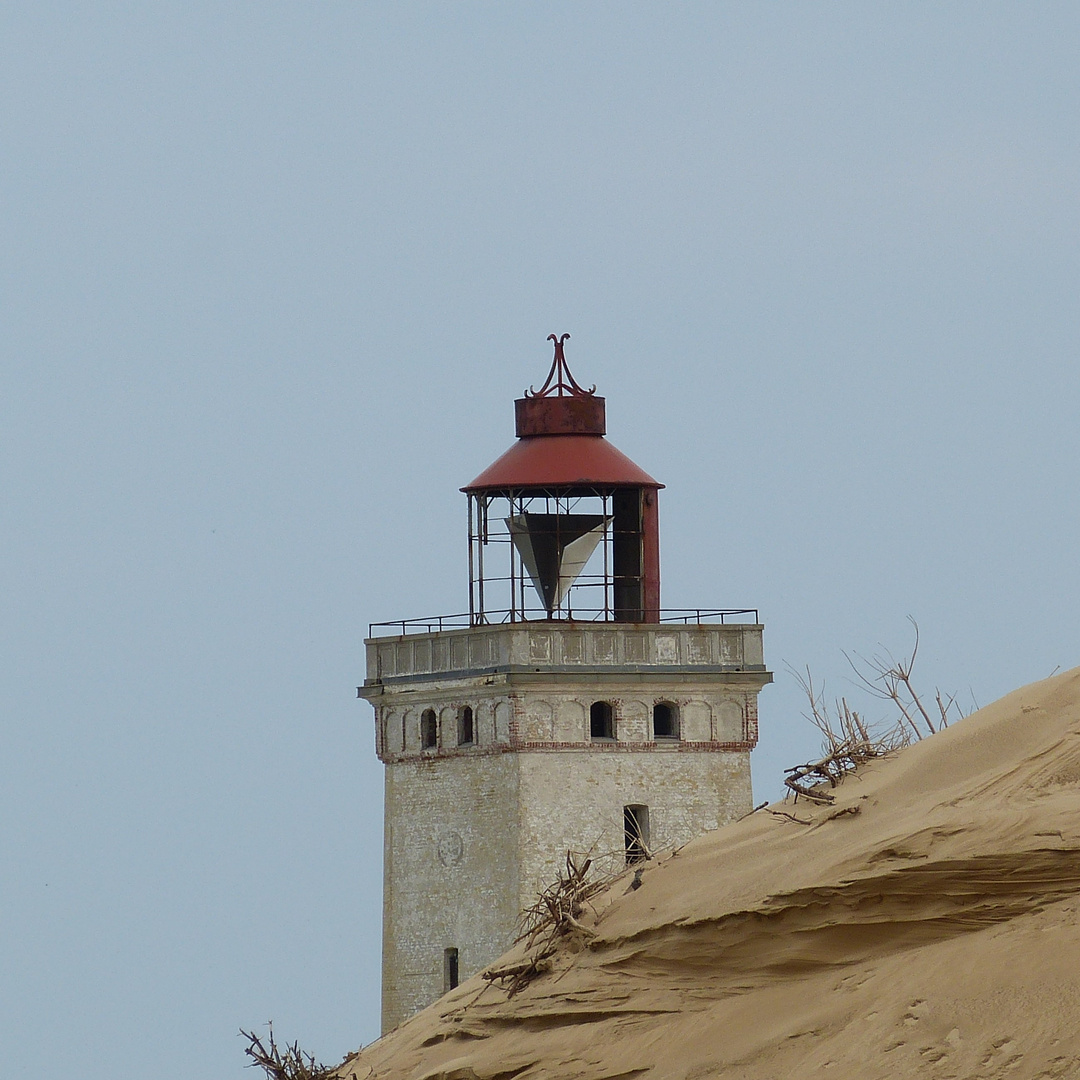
[{"xmin": 359, "ymin": 336, "xmax": 771, "ymax": 1032}]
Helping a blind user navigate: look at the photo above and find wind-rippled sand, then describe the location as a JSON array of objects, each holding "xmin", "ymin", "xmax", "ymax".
[{"xmin": 339, "ymin": 668, "xmax": 1080, "ymax": 1080}]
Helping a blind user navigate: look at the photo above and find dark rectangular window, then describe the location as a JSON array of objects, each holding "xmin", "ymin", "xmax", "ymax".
[
  {"xmin": 624, "ymin": 804, "xmax": 649, "ymax": 864},
  {"xmin": 443, "ymin": 947, "xmax": 459, "ymax": 992}
]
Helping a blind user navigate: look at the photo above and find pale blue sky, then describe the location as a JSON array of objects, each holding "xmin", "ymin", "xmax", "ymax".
[{"xmin": 3, "ymin": 4, "xmax": 1079, "ymax": 1075}]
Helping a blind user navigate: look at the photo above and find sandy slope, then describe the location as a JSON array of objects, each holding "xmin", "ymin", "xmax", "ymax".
[{"xmin": 338, "ymin": 667, "xmax": 1080, "ymax": 1080}]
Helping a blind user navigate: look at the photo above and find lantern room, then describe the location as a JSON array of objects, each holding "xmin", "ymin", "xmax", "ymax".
[{"xmin": 463, "ymin": 334, "xmax": 663, "ymax": 625}]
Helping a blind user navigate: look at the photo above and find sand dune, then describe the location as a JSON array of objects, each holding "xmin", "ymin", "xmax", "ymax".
[{"xmin": 339, "ymin": 667, "xmax": 1080, "ymax": 1080}]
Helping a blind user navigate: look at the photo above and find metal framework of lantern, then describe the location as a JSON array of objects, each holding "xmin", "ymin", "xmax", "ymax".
[{"xmin": 464, "ymin": 334, "xmax": 661, "ymax": 626}]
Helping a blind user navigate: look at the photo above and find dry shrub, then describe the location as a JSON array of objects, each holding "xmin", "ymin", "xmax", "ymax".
[
  {"xmin": 240, "ymin": 1025, "xmax": 330, "ymax": 1080},
  {"xmin": 844, "ymin": 618, "xmax": 963, "ymax": 739},
  {"xmin": 483, "ymin": 850, "xmax": 612, "ymax": 997},
  {"xmin": 783, "ymin": 620, "xmax": 964, "ymax": 805}
]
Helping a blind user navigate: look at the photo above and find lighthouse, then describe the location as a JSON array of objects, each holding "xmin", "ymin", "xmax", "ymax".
[{"xmin": 358, "ymin": 335, "xmax": 772, "ymax": 1032}]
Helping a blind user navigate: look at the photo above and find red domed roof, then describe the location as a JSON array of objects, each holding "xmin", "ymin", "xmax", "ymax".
[{"xmin": 463, "ymin": 434, "xmax": 662, "ymax": 493}]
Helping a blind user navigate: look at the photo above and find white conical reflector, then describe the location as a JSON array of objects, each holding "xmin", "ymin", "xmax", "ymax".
[
  {"xmin": 552, "ymin": 523, "xmax": 607, "ymax": 607},
  {"xmin": 507, "ymin": 514, "xmax": 610, "ymax": 614}
]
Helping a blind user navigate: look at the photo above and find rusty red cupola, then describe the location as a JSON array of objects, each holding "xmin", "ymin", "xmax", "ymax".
[
  {"xmin": 464, "ymin": 334, "xmax": 663, "ymax": 624},
  {"xmin": 515, "ymin": 332, "xmax": 607, "ymax": 437}
]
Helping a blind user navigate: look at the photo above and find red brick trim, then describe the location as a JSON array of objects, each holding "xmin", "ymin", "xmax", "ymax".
[{"xmin": 378, "ymin": 740, "xmax": 755, "ymax": 763}]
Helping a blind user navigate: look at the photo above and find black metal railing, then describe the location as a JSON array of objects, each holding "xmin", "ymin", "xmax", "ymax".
[{"xmin": 368, "ymin": 608, "xmax": 760, "ymax": 638}]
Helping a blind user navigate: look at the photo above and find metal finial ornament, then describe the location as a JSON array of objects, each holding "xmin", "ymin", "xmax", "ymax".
[{"xmin": 526, "ymin": 333, "xmax": 597, "ymax": 398}]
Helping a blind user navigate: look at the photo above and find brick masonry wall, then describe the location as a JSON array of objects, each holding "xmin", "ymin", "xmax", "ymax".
[
  {"xmin": 375, "ymin": 675, "xmax": 766, "ymax": 1031},
  {"xmin": 381, "ymin": 754, "xmax": 521, "ymax": 1031},
  {"xmin": 376, "ymin": 686, "xmax": 761, "ymax": 763},
  {"xmin": 516, "ymin": 750, "xmax": 752, "ymax": 912}
]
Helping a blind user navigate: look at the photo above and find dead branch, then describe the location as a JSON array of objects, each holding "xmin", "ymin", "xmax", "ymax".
[
  {"xmin": 783, "ymin": 661, "xmax": 909, "ymax": 803},
  {"xmin": 482, "ymin": 947, "xmax": 557, "ymax": 997},
  {"xmin": 783, "ymin": 767, "xmax": 836, "ymax": 804},
  {"xmin": 241, "ymin": 1025, "xmax": 330, "ymax": 1080},
  {"xmin": 514, "ymin": 850, "xmax": 607, "ymax": 954},
  {"xmin": 935, "ymin": 688, "xmax": 959, "ymax": 729},
  {"xmin": 484, "ymin": 849, "xmax": 613, "ymax": 998},
  {"xmin": 737, "ymin": 800, "xmax": 770, "ymax": 821},
  {"xmin": 766, "ymin": 808, "xmax": 812, "ymax": 824},
  {"xmin": 893, "ymin": 620, "xmax": 936, "ymax": 734},
  {"xmin": 782, "ymin": 729, "xmax": 884, "ymax": 804}
]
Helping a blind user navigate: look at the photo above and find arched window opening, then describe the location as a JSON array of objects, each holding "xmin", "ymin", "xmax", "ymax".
[
  {"xmin": 624, "ymin": 804, "xmax": 650, "ymax": 864},
  {"xmin": 421, "ymin": 709, "xmax": 437, "ymax": 750},
  {"xmin": 458, "ymin": 705, "xmax": 474, "ymax": 746},
  {"xmin": 653, "ymin": 702, "xmax": 679, "ymax": 740},
  {"xmin": 590, "ymin": 701, "xmax": 614, "ymax": 740}
]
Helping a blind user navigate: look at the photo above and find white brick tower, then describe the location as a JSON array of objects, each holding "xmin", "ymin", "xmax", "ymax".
[{"xmin": 358, "ymin": 335, "xmax": 771, "ymax": 1032}]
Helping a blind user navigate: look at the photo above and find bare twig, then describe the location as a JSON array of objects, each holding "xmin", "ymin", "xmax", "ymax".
[
  {"xmin": 766, "ymin": 808, "xmax": 812, "ymax": 825},
  {"xmin": 241, "ymin": 1025, "xmax": 330, "ymax": 1080},
  {"xmin": 482, "ymin": 947, "xmax": 557, "ymax": 996},
  {"xmin": 844, "ymin": 619, "xmax": 964, "ymax": 740},
  {"xmin": 484, "ymin": 849, "xmax": 615, "ymax": 997},
  {"xmin": 737, "ymin": 800, "xmax": 770, "ymax": 821},
  {"xmin": 935, "ymin": 689, "xmax": 956, "ymax": 729}
]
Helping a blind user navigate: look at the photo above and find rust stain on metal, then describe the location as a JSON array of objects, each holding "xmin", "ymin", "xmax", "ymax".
[
  {"xmin": 516, "ymin": 332, "xmax": 606, "ymax": 437},
  {"xmin": 463, "ymin": 434, "xmax": 662, "ymax": 492}
]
